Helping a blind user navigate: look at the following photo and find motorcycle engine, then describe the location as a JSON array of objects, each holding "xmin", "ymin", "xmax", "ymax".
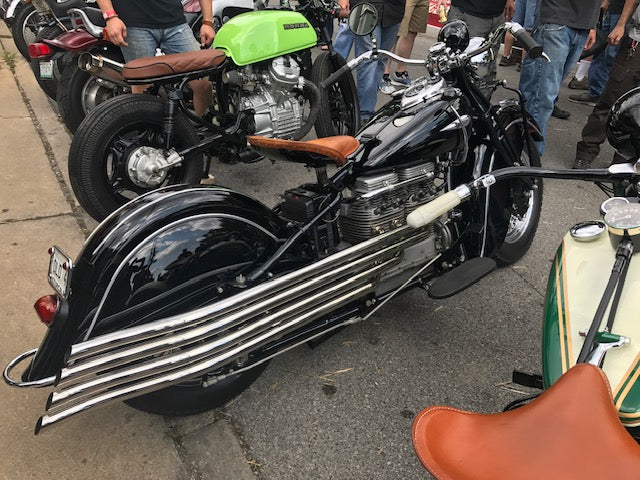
[
  {"xmin": 226, "ymin": 55, "xmax": 305, "ymax": 138},
  {"xmin": 340, "ymin": 163, "xmax": 440, "ymax": 244}
]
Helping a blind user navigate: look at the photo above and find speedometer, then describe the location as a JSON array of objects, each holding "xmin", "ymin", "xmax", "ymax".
[{"xmin": 604, "ymin": 203, "xmax": 640, "ymax": 248}]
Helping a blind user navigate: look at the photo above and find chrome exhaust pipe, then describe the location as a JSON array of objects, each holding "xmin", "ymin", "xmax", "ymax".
[
  {"xmin": 35, "ymin": 225, "xmax": 436, "ymax": 431},
  {"xmin": 77, "ymin": 52, "xmax": 128, "ymax": 87}
]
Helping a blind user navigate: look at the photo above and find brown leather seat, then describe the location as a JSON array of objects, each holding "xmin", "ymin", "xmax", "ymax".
[
  {"xmin": 122, "ymin": 49, "xmax": 226, "ymax": 81},
  {"xmin": 247, "ymin": 135, "xmax": 360, "ymax": 166},
  {"xmin": 412, "ymin": 364, "xmax": 640, "ymax": 480}
]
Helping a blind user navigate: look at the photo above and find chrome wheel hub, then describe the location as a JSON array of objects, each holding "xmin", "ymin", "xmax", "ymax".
[{"xmin": 127, "ymin": 146, "xmax": 170, "ymax": 188}]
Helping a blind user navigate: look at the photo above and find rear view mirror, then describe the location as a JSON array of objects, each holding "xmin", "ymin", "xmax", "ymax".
[{"xmin": 348, "ymin": 3, "xmax": 378, "ymax": 36}]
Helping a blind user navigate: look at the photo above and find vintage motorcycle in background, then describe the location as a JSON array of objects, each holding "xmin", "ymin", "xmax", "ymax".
[
  {"xmin": 5, "ymin": 11, "xmax": 545, "ymax": 432},
  {"xmin": 66, "ymin": 0, "xmax": 359, "ymax": 221},
  {"xmin": 410, "ymin": 90, "xmax": 640, "ymax": 477}
]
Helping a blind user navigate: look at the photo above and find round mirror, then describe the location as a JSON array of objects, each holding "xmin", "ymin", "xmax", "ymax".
[{"xmin": 349, "ymin": 3, "xmax": 379, "ymax": 36}]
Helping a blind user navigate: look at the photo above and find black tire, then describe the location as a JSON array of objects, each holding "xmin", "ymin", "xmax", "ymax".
[
  {"xmin": 56, "ymin": 56, "xmax": 128, "ymax": 133},
  {"xmin": 124, "ymin": 362, "xmax": 269, "ymax": 416},
  {"xmin": 11, "ymin": 3, "xmax": 41, "ymax": 61},
  {"xmin": 28, "ymin": 23, "xmax": 66, "ymax": 99},
  {"xmin": 311, "ymin": 51, "xmax": 360, "ymax": 137},
  {"xmin": 68, "ymin": 95, "xmax": 204, "ymax": 221},
  {"xmin": 492, "ymin": 122, "xmax": 543, "ymax": 266}
]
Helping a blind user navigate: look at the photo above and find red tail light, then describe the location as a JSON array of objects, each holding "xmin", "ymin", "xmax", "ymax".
[
  {"xmin": 28, "ymin": 43, "xmax": 53, "ymax": 59},
  {"xmin": 34, "ymin": 295, "xmax": 59, "ymax": 326}
]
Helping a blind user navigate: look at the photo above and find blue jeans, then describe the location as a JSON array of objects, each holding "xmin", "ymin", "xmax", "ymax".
[
  {"xmin": 120, "ymin": 23, "xmax": 200, "ymax": 62},
  {"xmin": 588, "ymin": 12, "xmax": 621, "ymax": 98},
  {"xmin": 519, "ymin": 24, "xmax": 590, "ymax": 155},
  {"xmin": 513, "ymin": 0, "xmax": 537, "ymax": 30},
  {"xmin": 354, "ymin": 22, "xmax": 401, "ymax": 121},
  {"xmin": 333, "ymin": 22, "xmax": 354, "ymax": 60}
]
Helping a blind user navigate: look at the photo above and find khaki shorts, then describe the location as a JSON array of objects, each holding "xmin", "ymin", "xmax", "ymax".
[{"xmin": 398, "ymin": 0, "xmax": 429, "ymax": 36}]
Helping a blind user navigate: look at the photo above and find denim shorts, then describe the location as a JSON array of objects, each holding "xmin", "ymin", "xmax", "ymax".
[
  {"xmin": 120, "ymin": 23, "xmax": 200, "ymax": 62},
  {"xmin": 513, "ymin": 0, "xmax": 537, "ymax": 31}
]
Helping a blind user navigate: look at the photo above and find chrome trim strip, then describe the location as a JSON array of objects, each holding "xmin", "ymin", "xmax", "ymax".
[{"xmin": 3, "ymin": 349, "xmax": 57, "ymax": 388}]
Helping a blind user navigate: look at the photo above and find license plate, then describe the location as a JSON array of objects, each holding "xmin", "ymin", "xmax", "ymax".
[
  {"xmin": 39, "ymin": 60, "xmax": 54, "ymax": 79},
  {"xmin": 48, "ymin": 246, "xmax": 72, "ymax": 298}
]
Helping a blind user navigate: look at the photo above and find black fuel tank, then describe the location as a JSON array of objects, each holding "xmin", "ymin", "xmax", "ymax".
[{"xmin": 356, "ymin": 95, "xmax": 464, "ymax": 170}]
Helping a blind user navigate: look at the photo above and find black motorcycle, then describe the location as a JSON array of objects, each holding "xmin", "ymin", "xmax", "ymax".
[{"xmin": 4, "ymin": 13, "xmax": 547, "ymax": 433}]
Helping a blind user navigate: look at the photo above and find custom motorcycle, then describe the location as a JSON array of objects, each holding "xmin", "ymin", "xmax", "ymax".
[
  {"xmin": 8, "ymin": 0, "xmax": 88, "ymax": 60},
  {"xmin": 67, "ymin": 0, "xmax": 359, "ymax": 221},
  {"xmin": 5, "ymin": 14, "xmax": 546, "ymax": 433},
  {"xmin": 410, "ymin": 90, "xmax": 640, "ymax": 477}
]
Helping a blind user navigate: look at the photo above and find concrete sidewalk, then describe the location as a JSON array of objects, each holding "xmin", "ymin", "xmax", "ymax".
[{"xmin": 0, "ymin": 22, "xmax": 255, "ymax": 480}]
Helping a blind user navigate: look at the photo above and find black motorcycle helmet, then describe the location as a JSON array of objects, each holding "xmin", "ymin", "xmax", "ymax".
[
  {"xmin": 437, "ymin": 20, "xmax": 470, "ymax": 53},
  {"xmin": 607, "ymin": 86, "xmax": 640, "ymax": 160}
]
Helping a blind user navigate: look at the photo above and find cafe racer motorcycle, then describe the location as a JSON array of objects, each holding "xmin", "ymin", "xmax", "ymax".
[{"xmin": 4, "ymin": 16, "xmax": 546, "ymax": 432}]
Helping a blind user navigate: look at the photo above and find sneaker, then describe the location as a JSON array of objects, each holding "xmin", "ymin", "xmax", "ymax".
[
  {"xmin": 568, "ymin": 76, "xmax": 589, "ymax": 90},
  {"xmin": 379, "ymin": 74, "xmax": 394, "ymax": 94},
  {"xmin": 568, "ymin": 92, "xmax": 600, "ymax": 107},
  {"xmin": 391, "ymin": 71, "xmax": 410, "ymax": 87},
  {"xmin": 551, "ymin": 105, "xmax": 571, "ymax": 119},
  {"xmin": 572, "ymin": 157, "xmax": 592, "ymax": 169},
  {"xmin": 499, "ymin": 55, "xmax": 520, "ymax": 67}
]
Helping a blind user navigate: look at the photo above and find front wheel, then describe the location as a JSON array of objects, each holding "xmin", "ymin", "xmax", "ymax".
[
  {"xmin": 68, "ymin": 95, "xmax": 204, "ymax": 221},
  {"xmin": 311, "ymin": 51, "xmax": 360, "ymax": 137},
  {"xmin": 11, "ymin": 3, "xmax": 39, "ymax": 60},
  {"xmin": 492, "ymin": 127, "xmax": 543, "ymax": 266}
]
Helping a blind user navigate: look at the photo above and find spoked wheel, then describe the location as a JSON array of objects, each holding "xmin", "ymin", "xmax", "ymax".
[
  {"xmin": 11, "ymin": 3, "xmax": 42, "ymax": 60},
  {"xmin": 311, "ymin": 51, "xmax": 360, "ymax": 137},
  {"xmin": 68, "ymin": 95, "xmax": 204, "ymax": 221},
  {"xmin": 492, "ymin": 124, "xmax": 543, "ymax": 266}
]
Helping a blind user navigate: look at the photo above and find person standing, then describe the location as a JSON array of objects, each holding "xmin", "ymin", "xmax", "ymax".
[
  {"xmin": 96, "ymin": 0, "xmax": 214, "ymax": 116},
  {"xmin": 518, "ymin": 0, "xmax": 601, "ymax": 156},
  {"xmin": 573, "ymin": 0, "xmax": 640, "ymax": 168},
  {"xmin": 350, "ymin": 0, "xmax": 406, "ymax": 123},
  {"xmin": 436, "ymin": 0, "xmax": 515, "ymax": 76},
  {"xmin": 568, "ymin": 0, "xmax": 625, "ymax": 106}
]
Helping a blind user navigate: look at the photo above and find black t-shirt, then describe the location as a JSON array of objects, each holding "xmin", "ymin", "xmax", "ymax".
[
  {"xmin": 610, "ymin": 0, "xmax": 625, "ymax": 15},
  {"xmin": 452, "ymin": 0, "xmax": 506, "ymax": 18},
  {"xmin": 351, "ymin": 0, "xmax": 406, "ymax": 27},
  {"xmin": 112, "ymin": 0, "xmax": 186, "ymax": 29},
  {"xmin": 538, "ymin": 0, "xmax": 600, "ymax": 30}
]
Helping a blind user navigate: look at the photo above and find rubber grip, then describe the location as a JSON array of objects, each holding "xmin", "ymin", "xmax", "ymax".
[
  {"xmin": 512, "ymin": 27, "xmax": 543, "ymax": 59},
  {"xmin": 406, "ymin": 190, "xmax": 462, "ymax": 228},
  {"xmin": 320, "ymin": 63, "xmax": 352, "ymax": 89}
]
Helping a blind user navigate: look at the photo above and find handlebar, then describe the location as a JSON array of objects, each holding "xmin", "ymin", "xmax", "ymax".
[
  {"xmin": 406, "ymin": 163, "xmax": 640, "ymax": 229},
  {"xmin": 320, "ymin": 22, "xmax": 546, "ymax": 89}
]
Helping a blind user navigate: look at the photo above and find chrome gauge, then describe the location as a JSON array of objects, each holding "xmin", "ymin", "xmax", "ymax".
[
  {"xmin": 604, "ymin": 203, "xmax": 640, "ymax": 230},
  {"xmin": 600, "ymin": 197, "xmax": 629, "ymax": 216},
  {"xmin": 569, "ymin": 221, "xmax": 606, "ymax": 242}
]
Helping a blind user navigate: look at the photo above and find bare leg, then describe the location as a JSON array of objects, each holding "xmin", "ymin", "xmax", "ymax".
[
  {"xmin": 188, "ymin": 79, "xmax": 213, "ymax": 117},
  {"xmin": 394, "ymin": 31, "xmax": 417, "ymax": 73}
]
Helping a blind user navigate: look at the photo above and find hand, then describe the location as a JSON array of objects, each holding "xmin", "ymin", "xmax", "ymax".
[
  {"xmin": 105, "ymin": 17, "xmax": 128, "ymax": 46},
  {"xmin": 504, "ymin": 0, "xmax": 515, "ymax": 21},
  {"xmin": 602, "ymin": 0, "xmax": 610, "ymax": 11},
  {"xmin": 200, "ymin": 24, "xmax": 215, "ymax": 47},
  {"xmin": 608, "ymin": 24, "xmax": 625, "ymax": 45},
  {"xmin": 338, "ymin": 0, "xmax": 349, "ymax": 18},
  {"xmin": 584, "ymin": 28, "xmax": 597, "ymax": 50}
]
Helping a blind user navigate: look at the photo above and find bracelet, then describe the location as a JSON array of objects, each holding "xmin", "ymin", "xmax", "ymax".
[
  {"xmin": 102, "ymin": 10, "xmax": 118, "ymax": 20},
  {"xmin": 202, "ymin": 20, "xmax": 214, "ymax": 27}
]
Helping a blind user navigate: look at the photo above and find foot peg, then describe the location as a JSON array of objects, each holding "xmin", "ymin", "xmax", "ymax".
[{"xmin": 427, "ymin": 257, "xmax": 496, "ymax": 299}]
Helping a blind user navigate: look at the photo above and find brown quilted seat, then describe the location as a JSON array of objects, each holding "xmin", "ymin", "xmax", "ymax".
[
  {"xmin": 247, "ymin": 135, "xmax": 360, "ymax": 166},
  {"xmin": 412, "ymin": 363, "xmax": 640, "ymax": 480},
  {"xmin": 122, "ymin": 49, "xmax": 226, "ymax": 81}
]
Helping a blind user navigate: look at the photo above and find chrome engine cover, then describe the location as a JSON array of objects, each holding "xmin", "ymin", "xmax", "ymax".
[
  {"xmin": 236, "ymin": 56, "xmax": 304, "ymax": 138},
  {"xmin": 339, "ymin": 162, "xmax": 438, "ymax": 244}
]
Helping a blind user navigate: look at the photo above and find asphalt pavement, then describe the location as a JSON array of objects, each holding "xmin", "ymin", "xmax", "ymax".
[{"xmin": 0, "ymin": 22, "xmax": 619, "ymax": 480}]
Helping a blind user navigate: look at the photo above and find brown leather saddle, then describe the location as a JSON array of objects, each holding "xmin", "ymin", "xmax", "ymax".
[
  {"xmin": 247, "ymin": 135, "xmax": 361, "ymax": 168},
  {"xmin": 412, "ymin": 363, "xmax": 640, "ymax": 479},
  {"xmin": 122, "ymin": 49, "xmax": 227, "ymax": 84}
]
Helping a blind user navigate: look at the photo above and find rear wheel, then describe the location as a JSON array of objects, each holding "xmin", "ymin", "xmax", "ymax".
[
  {"xmin": 29, "ymin": 24, "xmax": 66, "ymax": 99},
  {"xmin": 311, "ymin": 51, "xmax": 360, "ymax": 137},
  {"xmin": 11, "ymin": 3, "xmax": 41, "ymax": 60},
  {"xmin": 68, "ymin": 95, "xmax": 204, "ymax": 221},
  {"xmin": 56, "ymin": 55, "xmax": 128, "ymax": 133}
]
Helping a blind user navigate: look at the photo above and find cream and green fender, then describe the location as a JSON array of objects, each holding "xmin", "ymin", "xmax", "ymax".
[{"xmin": 542, "ymin": 231, "xmax": 640, "ymax": 426}]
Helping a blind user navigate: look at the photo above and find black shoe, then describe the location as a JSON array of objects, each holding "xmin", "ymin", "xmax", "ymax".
[
  {"xmin": 568, "ymin": 92, "xmax": 600, "ymax": 107},
  {"xmin": 551, "ymin": 105, "xmax": 570, "ymax": 120}
]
